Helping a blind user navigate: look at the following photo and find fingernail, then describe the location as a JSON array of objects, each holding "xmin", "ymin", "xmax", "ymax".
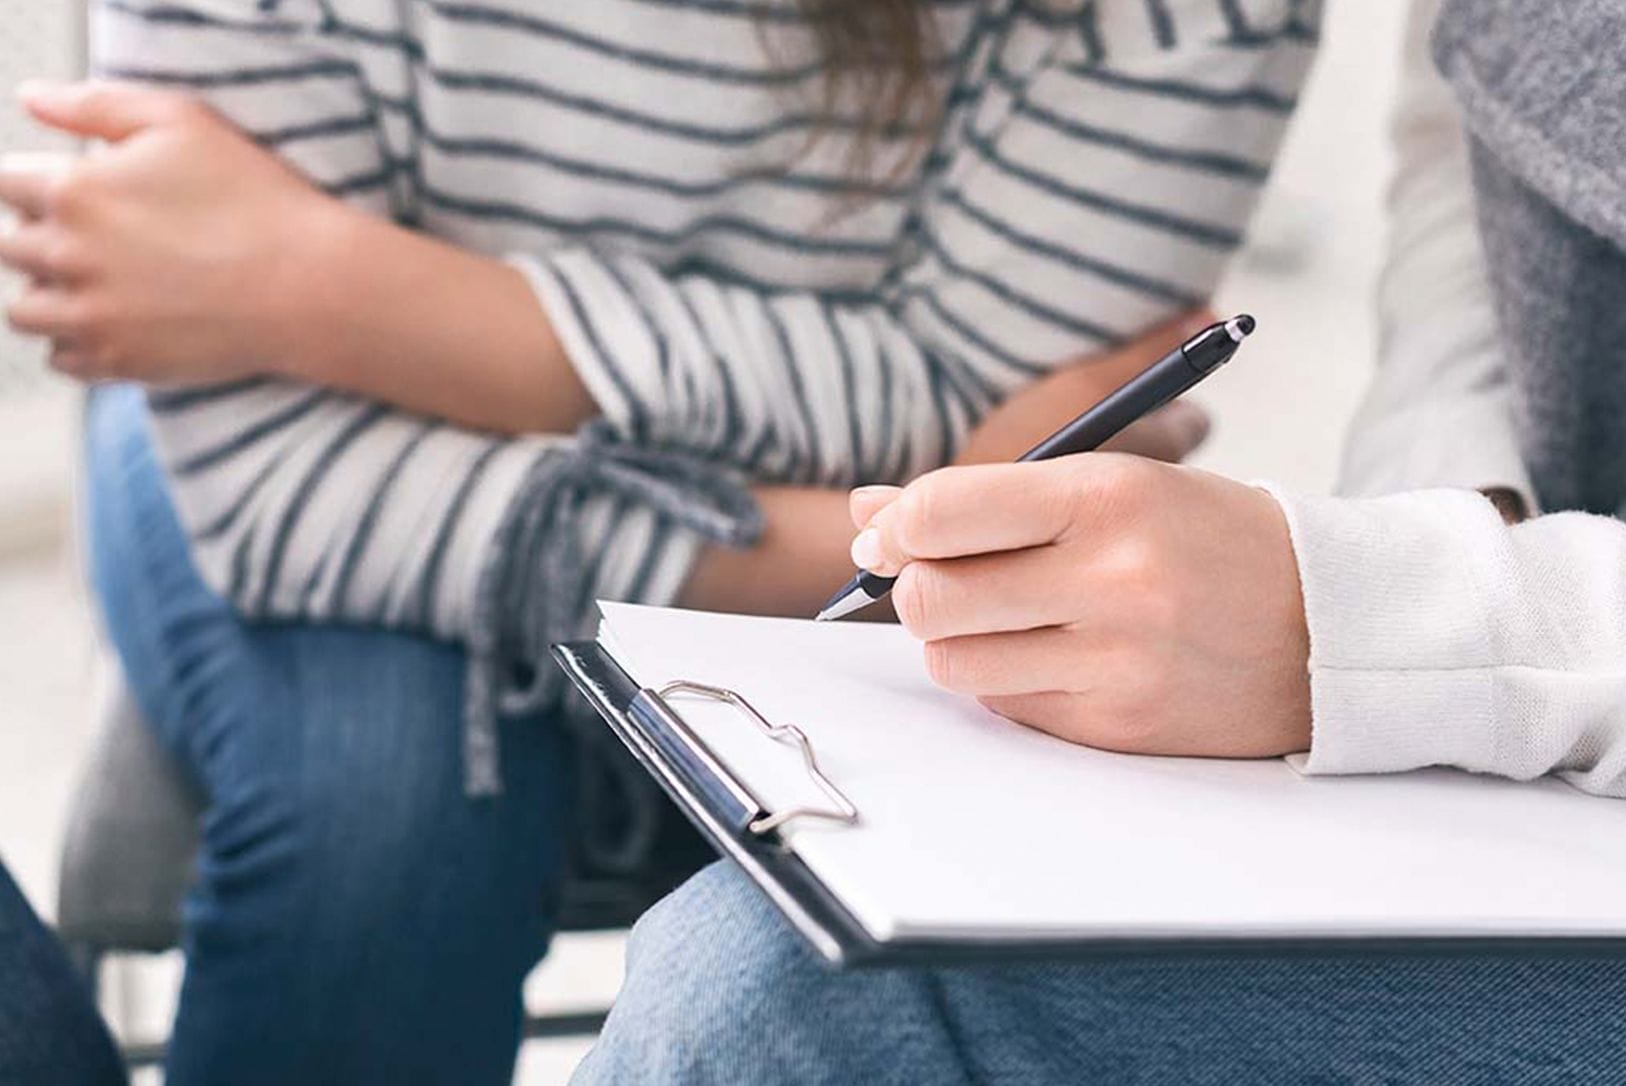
[
  {"xmin": 852, "ymin": 485, "xmax": 896, "ymax": 502},
  {"xmin": 850, "ymin": 528, "xmax": 884, "ymax": 572}
]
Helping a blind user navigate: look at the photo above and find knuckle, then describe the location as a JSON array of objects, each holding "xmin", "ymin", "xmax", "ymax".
[
  {"xmin": 1110, "ymin": 549, "xmax": 1179, "ymax": 629},
  {"xmin": 922, "ymin": 639, "xmax": 965, "ymax": 692},
  {"xmin": 1100, "ymin": 454, "xmax": 1152, "ymax": 499},
  {"xmin": 891, "ymin": 561, "xmax": 942, "ymax": 637},
  {"xmin": 43, "ymin": 233, "xmax": 82, "ymax": 273},
  {"xmin": 65, "ymin": 299, "xmax": 103, "ymax": 334},
  {"xmin": 1102, "ymin": 534, "xmax": 1160, "ymax": 593},
  {"xmin": 50, "ymin": 349, "xmax": 88, "ymax": 378},
  {"xmin": 46, "ymin": 171, "xmax": 96, "ymax": 218},
  {"xmin": 89, "ymin": 343, "xmax": 126, "ymax": 378},
  {"xmin": 1077, "ymin": 455, "xmax": 1154, "ymax": 518},
  {"xmin": 892, "ymin": 480, "xmax": 938, "ymax": 558},
  {"xmin": 70, "ymin": 324, "xmax": 103, "ymax": 351}
]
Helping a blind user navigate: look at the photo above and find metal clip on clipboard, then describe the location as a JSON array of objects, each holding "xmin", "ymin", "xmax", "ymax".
[{"xmin": 633, "ymin": 680, "xmax": 859, "ymax": 837}]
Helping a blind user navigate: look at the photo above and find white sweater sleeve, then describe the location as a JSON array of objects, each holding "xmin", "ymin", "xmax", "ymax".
[
  {"xmin": 1278, "ymin": 490, "xmax": 1626, "ymax": 797},
  {"xmin": 1278, "ymin": 0, "xmax": 1626, "ymax": 796}
]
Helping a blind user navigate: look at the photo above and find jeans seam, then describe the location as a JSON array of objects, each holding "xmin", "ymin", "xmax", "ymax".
[{"xmin": 921, "ymin": 972, "xmax": 984, "ymax": 1086}]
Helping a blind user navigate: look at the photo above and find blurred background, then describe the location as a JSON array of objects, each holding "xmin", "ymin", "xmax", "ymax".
[{"xmin": 0, "ymin": 1, "xmax": 1404, "ymax": 1081}]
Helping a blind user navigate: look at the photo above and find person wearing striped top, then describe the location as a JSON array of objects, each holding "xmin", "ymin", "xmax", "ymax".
[{"xmin": 1, "ymin": 0, "xmax": 1318, "ymax": 1080}]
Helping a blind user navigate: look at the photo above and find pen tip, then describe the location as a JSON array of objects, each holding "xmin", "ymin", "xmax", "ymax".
[
  {"xmin": 815, "ymin": 582, "xmax": 874, "ymax": 623},
  {"xmin": 1227, "ymin": 314, "xmax": 1256, "ymax": 339}
]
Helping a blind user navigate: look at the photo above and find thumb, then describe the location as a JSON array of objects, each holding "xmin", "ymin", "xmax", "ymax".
[{"xmin": 19, "ymin": 81, "xmax": 199, "ymax": 142}]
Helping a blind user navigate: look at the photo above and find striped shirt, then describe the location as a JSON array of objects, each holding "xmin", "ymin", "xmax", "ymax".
[{"xmin": 95, "ymin": 0, "xmax": 1319, "ymax": 791}]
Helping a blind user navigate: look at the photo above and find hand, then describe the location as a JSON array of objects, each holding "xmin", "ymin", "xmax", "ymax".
[
  {"xmin": 846, "ymin": 457, "xmax": 1311, "ymax": 759},
  {"xmin": 0, "ymin": 81, "xmax": 344, "ymax": 383},
  {"xmin": 956, "ymin": 310, "xmax": 1215, "ymax": 466}
]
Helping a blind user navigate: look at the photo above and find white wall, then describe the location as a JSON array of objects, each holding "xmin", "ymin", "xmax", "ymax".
[{"xmin": 0, "ymin": 0, "xmax": 79, "ymax": 554}]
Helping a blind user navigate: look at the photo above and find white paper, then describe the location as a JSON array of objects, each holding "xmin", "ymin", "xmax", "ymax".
[{"xmin": 599, "ymin": 602, "xmax": 1626, "ymax": 944}]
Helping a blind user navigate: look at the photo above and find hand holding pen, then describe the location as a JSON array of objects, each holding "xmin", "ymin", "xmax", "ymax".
[{"xmin": 818, "ymin": 315, "xmax": 1256, "ymax": 621}]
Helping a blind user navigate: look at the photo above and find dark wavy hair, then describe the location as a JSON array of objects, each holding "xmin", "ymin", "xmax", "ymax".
[{"xmin": 795, "ymin": 0, "xmax": 941, "ymax": 182}]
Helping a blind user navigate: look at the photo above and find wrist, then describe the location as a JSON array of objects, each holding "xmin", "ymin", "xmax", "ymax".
[
  {"xmin": 1265, "ymin": 487, "xmax": 1503, "ymax": 776},
  {"xmin": 262, "ymin": 195, "xmax": 380, "ymax": 384}
]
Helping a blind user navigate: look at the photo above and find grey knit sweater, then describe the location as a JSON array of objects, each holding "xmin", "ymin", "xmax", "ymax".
[{"xmin": 1434, "ymin": 0, "xmax": 1626, "ymax": 517}]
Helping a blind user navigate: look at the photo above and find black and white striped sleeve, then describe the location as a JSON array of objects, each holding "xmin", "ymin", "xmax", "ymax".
[
  {"xmin": 92, "ymin": 0, "xmax": 535, "ymax": 642},
  {"xmin": 92, "ymin": 0, "xmax": 739, "ymax": 668},
  {"xmin": 93, "ymin": 0, "xmax": 393, "ymax": 206}
]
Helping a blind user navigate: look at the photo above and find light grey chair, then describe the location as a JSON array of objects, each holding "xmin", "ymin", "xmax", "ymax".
[
  {"xmin": 56, "ymin": 675, "xmax": 698, "ymax": 1070},
  {"xmin": 56, "ymin": 682, "xmax": 201, "ymax": 1068}
]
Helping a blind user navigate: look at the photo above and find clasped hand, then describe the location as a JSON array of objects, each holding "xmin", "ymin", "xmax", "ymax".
[
  {"xmin": 0, "ymin": 81, "xmax": 338, "ymax": 383},
  {"xmin": 848, "ymin": 457, "xmax": 1313, "ymax": 759}
]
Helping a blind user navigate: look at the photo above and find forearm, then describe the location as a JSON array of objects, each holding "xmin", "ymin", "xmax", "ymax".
[
  {"xmin": 679, "ymin": 486, "xmax": 889, "ymax": 619},
  {"xmin": 277, "ymin": 202, "xmax": 597, "ymax": 436},
  {"xmin": 678, "ymin": 317, "xmax": 1220, "ymax": 621}
]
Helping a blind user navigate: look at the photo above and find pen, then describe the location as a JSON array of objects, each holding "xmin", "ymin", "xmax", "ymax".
[{"xmin": 815, "ymin": 314, "xmax": 1257, "ymax": 622}]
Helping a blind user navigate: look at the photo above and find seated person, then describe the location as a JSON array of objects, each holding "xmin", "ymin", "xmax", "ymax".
[{"xmin": 574, "ymin": 1, "xmax": 1626, "ymax": 1082}]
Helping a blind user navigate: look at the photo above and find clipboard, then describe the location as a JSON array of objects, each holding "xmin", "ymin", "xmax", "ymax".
[{"xmin": 554, "ymin": 639, "xmax": 1626, "ymax": 968}]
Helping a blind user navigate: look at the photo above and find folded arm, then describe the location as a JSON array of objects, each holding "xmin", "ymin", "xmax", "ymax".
[
  {"xmin": 2, "ymin": 0, "xmax": 1227, "ymax": 638},
  {"xmin": 53, "ymin": 1, "xmax": 1149, "ymax": 484}
]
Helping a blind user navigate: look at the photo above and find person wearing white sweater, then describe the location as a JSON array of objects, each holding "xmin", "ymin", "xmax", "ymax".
[{"xmin": 571, "ymin": 4, "xmax": 1626, "ymax": 1081}]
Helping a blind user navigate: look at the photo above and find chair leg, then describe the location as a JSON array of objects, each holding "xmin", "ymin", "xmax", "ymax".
[
  {"xmin": 121, "ymin": 1040, "xmax": 168, "ymax": 1070},
  {"xmin": 522, "ymin": 1009, "xmax": 611, "ymax": 1040},
  {"xmin": 61, "ymin": 945, "xmax": 169, "ymax": 1071},
  {"xmin": 64, "ymin": 943, "xmax": 104, "ymax": 1003}
]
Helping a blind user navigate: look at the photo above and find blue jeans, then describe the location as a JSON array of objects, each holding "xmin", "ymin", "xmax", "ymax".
[
  {"xmin": 0, "ymin": 859, "xmax": 123, "ymax": 1085},
  {"xmin": 577, "ymin": 862, "xmax": 1626, "ymax": 1084},
  {"xmin": 84, "ymin": 386, "xmax": 575, "ymax": 1084}
]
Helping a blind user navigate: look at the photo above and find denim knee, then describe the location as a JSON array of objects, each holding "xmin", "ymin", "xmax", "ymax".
[
  {"xmin": 577, "ymin": 862, "xmax": 963, "ymax": 1086},
  {"xmin": 580, "ymin": 863, "xmax": 815, "ymax": 1078}
]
